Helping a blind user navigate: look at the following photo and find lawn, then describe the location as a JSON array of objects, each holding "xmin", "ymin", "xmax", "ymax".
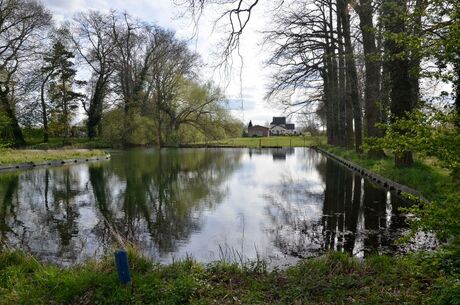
[
  {"xmin": 0, "ymin": 148, "xmax": 108, "ymax": 165},
  {"xmin": 201, "ymin": 135, "xmax": 326, "ymax": 148},
  {"xmin": 319, "ymin": 145, "xmax": 457, "ymax": 202}
]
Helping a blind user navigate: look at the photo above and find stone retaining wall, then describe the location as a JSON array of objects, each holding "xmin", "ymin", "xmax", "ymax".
[
  {"xmin": 0, "ymin": 155, "xmax": 111, "ymax": 172},
  {"xmin": 313, "ymin": 147, "xmax": 426, "ymax": 201}
]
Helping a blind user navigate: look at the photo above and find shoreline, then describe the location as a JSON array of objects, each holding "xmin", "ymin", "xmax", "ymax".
[
  {"xmin": 0, "ymin": 149, "xmax": 110, "ymax": 172},
  {"xmin": 0, "ymin": 249, "xmax": 445, "ymax": 304},
  {"xmin": 313, "ymin": 146, "xmax": 426, "ymax": 200}
]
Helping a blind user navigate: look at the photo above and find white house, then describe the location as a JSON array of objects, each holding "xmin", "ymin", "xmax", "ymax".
[{"xmin": 269, "ymin": 117, "xmax": 297, "ymax": 135}]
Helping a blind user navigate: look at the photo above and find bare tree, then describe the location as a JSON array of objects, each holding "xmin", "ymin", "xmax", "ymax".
[
  {"xmin": 109, "ymin": 12, "xmax": 158, "ymax": 145},
  {"xmin": 263, "ymin": 1, "xmax": 329, "ymax": 117},
  {"xmin": 70, "ymin": 11, "xmax": 115, "ymax": 139},
  {"xmin": 339, "ymin": 0, "xmax": 362, "ymax": 151},
  {"xmin": 182, "ymin": 0, "xmax": 363, "ymax": 150},
  {"xmin": 0, "ymin": 0, "xmax": 51, "ymax": 146},
  {"xmin": 353, "ymin": 0, "xmax": 385, "ymax": 157},
  {"xmin": 145, "ymin": 29, "xmax": 199, "ymax": 145},
  {"xmin": 177, "ymin": 0, "xmax": 262, "ymax": 64},
  {"xmin": 264, "ymin": 0, "xmax": 360, "ymax": 148}
]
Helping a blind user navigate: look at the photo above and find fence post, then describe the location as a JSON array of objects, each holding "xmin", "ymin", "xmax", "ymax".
[{"xmin": 115, "ymin": 249, "xmax": 132, "ymax": 286}]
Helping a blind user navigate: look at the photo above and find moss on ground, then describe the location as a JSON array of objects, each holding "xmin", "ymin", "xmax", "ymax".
[{"xmin": 0, "ymin": 250, "xmax": 455, "ymax": 305}]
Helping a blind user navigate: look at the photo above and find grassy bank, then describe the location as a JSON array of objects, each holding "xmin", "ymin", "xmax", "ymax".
[
  {"xmin": 319, "ymin": 145, "xmax": 458, "ymax": 202},
  {"xmin": 0, "ymin": 148, "xmax": 108, "ymax": 165},
  {"xmin": 24, "ymin": 137, "xmax": 113, "ymax": 149},
  {"xmin": 199, "ymin": 135, "xmax": 326, "ymax": 148},
  {"xmin": 22, "ymin": 135, "xmax": 325, "ymax": 149},
  {"xmin": 0, "ymin": 250, "xmax": 454, "ymax": 305}
]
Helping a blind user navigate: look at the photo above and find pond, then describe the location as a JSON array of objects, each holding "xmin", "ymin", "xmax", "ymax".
[{"xmin": 0, "ymin": 148, "xmax": 430, "ymax": 266}]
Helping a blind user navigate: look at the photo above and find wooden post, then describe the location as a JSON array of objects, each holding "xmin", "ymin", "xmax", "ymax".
[{"xmin": 115, "ymin": 249, "xmax": 132, "ymax": 286}]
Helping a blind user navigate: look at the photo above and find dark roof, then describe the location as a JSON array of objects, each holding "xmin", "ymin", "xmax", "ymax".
[
  {"xmin": 249, "ymin": 125, "xmax": 269, "ymax": 130},
  {"xmin": 271, "ymin": 117, "xmax": 286, "ymax": 125},
  {"xmin": 286, "ymin": 123, "xmax": 295, "ymax": 130}
]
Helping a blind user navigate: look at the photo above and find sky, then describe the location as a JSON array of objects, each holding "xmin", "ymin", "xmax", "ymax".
[{"xmin": 42, "ymin": 0, "xmax": 289, "ymax": 127}]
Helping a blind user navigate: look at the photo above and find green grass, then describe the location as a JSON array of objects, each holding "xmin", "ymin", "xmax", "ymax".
[
  {"xmin": 0, "ymin": 250, "xmax": 454, "ymax": 305},
  {"xmin": 199, "ymin": 135, "xmax": 326, "ymax": 148},
  {"xmin": 0, "ymin": 148, "xmax": 108, "ymax": 165},
  {"xmin": 320, "ymin": 145, "xmax": 458, "ymax": 202}
]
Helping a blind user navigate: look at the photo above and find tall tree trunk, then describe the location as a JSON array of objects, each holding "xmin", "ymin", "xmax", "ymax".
[
  {"xmin": 328, "ymin": 0, "xmax": 340, "ymax": 145},
  {"xmin": 324, "ymin": 64, "xmax": 334, "ymax": 145},
  {"xmin": 322, "ymin": 1, "xmax": 334, "ymax": 145},
  {"xmin": 62, "ymin": 77, "xmax": 69, "ymax": 145},
  {"xmin": 383, "ymin": 0, "xmax": 414, "ymax": 167},
  {"xmin": 336, "ymin": 2, "xmax": 347, "ymax": 147},
  {"xmin": 86, "ymin": 75, "xmax": 106, "ymax": 140},
  {"xmin": 155, "ymin": 99, "xmax": 163, "ymax": 147},
  {"xmin": 409, "ymin": 0, "xmax": 426, "ymax": 108},
  {"xmin": 378, "ymin": 24, "xmax": 391, "ymax": 124},
  {"xmin": 357, "ymin": 0, "xmax": 385, "ymax": 158},
  {"xmin": 327, "ymin": 56, "xmax": 339, "ymax": 146},
  {"xmin": 455, "ymin": 63, "xmax": 460, "ymax": 124},
  {"xmin": 340, "ymin": 0, "xmax": 362, "ymax": 151},
  {"xmin": 0, "ymin": 89, "xmax": 25, "ymax": 147},
  {"xmin": 345, "ymin": 88, "xmax": 355, "ymax": 149},
  {"xmin": 40, "ymin": 75, "xmax": 50, "ymax": 143}
]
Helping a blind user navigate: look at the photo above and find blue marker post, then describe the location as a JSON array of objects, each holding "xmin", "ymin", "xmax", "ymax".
[{"xmin": 114, "ymin": 249, "xmax": 132, "ymax": 286}]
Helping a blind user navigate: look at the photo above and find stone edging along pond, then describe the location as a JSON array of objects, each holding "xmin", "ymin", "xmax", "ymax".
[
  {"xmin": 0, "ymin": 155, "xmax": 111, "ymax": 172},
  {"xmin": 313, "ymin": 146, "xmax": 426, "ymax": 201}
]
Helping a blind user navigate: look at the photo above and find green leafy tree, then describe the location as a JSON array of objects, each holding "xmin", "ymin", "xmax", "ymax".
[
  {"xmin": 0, "ymin": 112, "xmax": 12, "ymax": 147},
  {"xmin": 367, "ymin": 109, "xmax": 460, "ymax": 270},
  {"xmin": 43, "ymin": 41, "xmax": 85, "ymax": 144},
  {"xmin": 367, "ymin": 109, "xmax": 460, "ymax": 176},
  {"xmin": 424, "ymin": 0, "xmax": 460, "ymax": 118}
]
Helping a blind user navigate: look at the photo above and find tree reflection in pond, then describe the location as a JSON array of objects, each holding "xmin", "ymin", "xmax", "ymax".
[
  {"xmin": 0, "ymin": 149, "xmax": 242, "ymax": 265},
  {"xmin": 0, "ymin": 174, "xmax": 19, "ymax": 248},
  {"xmin": 0, "ymin": 148, "xmax": 429, "ymax": 266},
  {"xmin": 264, "ymin": 153, "xmax": 414, "ymax": 259},
  {"xmin": 90, "ymin": 149, "xmax": 242, "ymax": 258}
]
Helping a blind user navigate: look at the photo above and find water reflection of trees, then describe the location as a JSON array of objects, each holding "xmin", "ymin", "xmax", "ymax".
[
  {"xmin": 0, "ymin": 168, "xmax": 90, "ymax": 262},
  {"xmin": 265, "ymin": 154, "xmax": 411, "ymax": 258},
  {"xmin": 0, "ymin": 149, "xmax": 242, "ymax": 264},
  {"xmin": 91, "ymin": 149, "xmax": 243, "ymax": 256},
  {"xmin": 263, "ymin": 150, "xmax": 326, "ymax": 257},
  {"xmin": 0, "ymin": 174, "xmax": 19, "ymax": 248}
]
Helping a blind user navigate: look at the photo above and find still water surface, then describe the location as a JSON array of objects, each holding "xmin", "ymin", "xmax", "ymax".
[{"xmin": 0, "ymin": 148, "xmax": 421, "ymax": 266}]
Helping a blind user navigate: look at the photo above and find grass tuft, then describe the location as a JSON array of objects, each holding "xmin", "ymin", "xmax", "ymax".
[{"xmin": 0, "ymin": 250, "xmax": 448, "ymax": 304}]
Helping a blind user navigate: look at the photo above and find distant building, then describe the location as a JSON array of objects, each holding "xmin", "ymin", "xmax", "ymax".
[
  {"xmin": 248, "ymin": 125, "xmax": 269, "ymax": 137},
  {"xmin": 269, "ymin": 117, "xmax": 298, "ymax": 135}
]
